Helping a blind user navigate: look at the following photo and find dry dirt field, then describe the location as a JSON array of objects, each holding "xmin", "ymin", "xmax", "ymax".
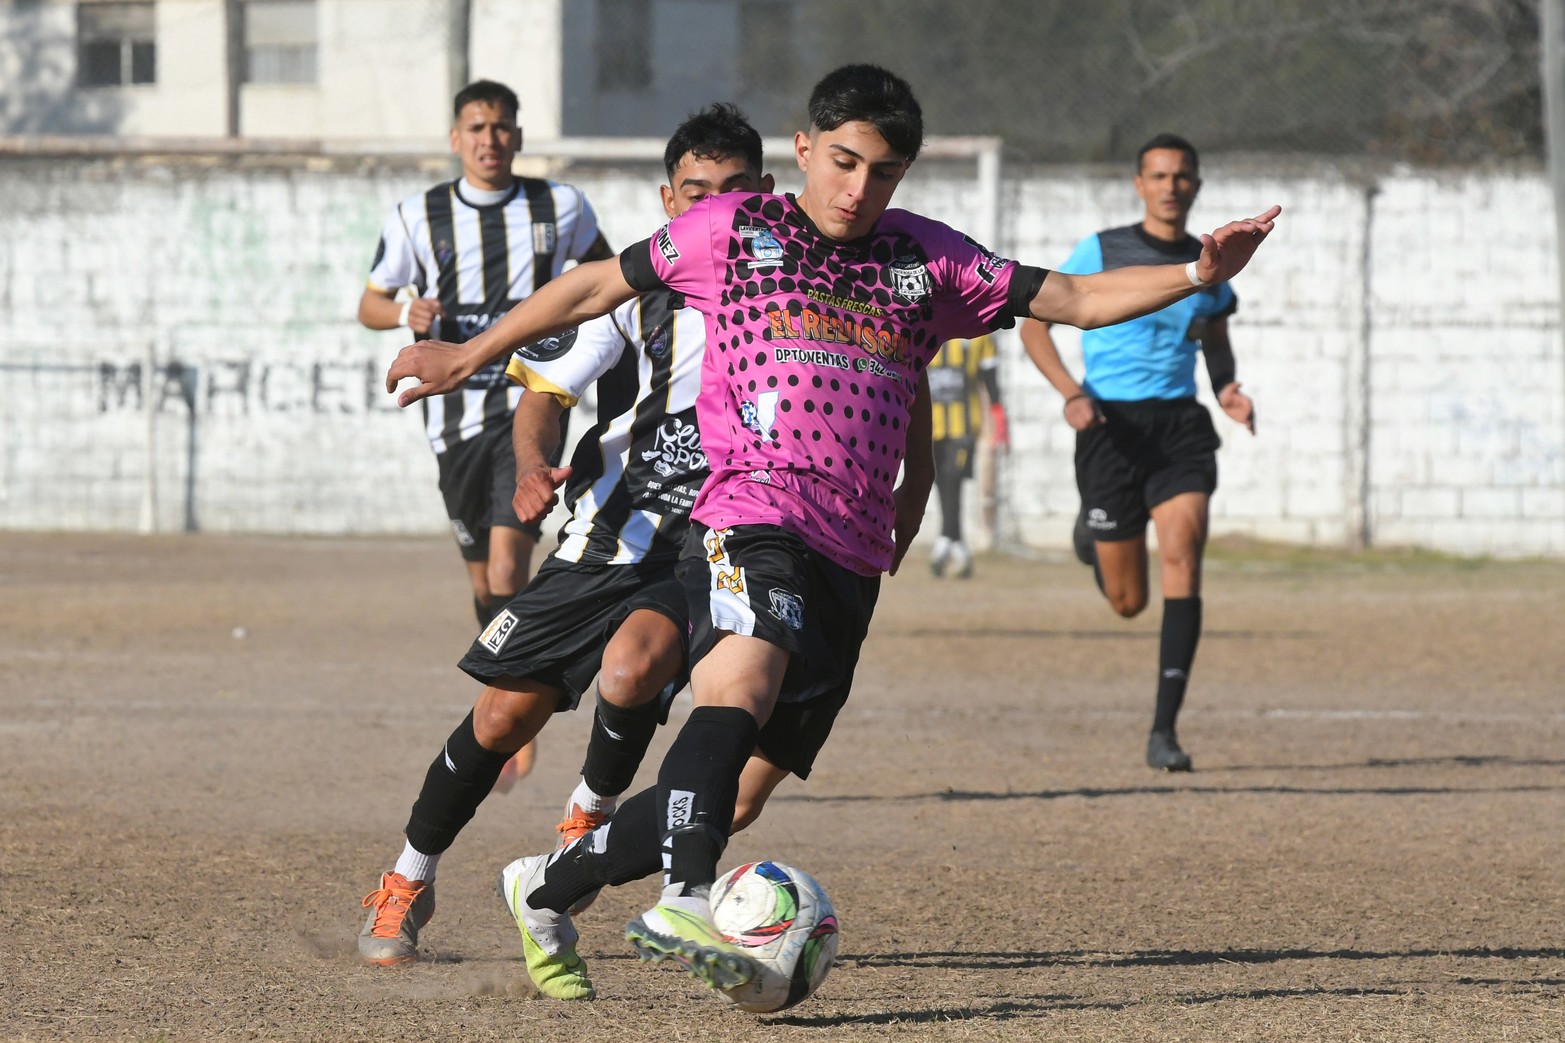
[{"xmin": 2, "ymin": 531, "xmax": 1562, "ymax": 1042}]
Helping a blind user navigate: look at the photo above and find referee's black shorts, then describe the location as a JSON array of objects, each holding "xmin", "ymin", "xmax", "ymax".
[{"xmin": 1075, "ymin": 396, "xmax": 1220, "ymax": 542}]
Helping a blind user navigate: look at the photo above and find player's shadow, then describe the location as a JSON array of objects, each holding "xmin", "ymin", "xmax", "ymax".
[
  {"xmin": 899, "ymin": 627, "xmax": 1313, "ymax": 640},
  {"xmin": 1213, "ymin": 753, "xmax": 1565, "ymax": 774},
  {"xmin": 772, "ymin": 754, "xmax": 1565, "ymax": 805},
  {"xmin": 841, "ymin": 945, "xmax": 1565, "ymax": 970},
  {"xmin": 769, "ymin": 946, "xmax": 1565, "ymax": 1026}
]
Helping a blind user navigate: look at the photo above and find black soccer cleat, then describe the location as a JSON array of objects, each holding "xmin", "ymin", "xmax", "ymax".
[{"xmin": 1146, "ymin": 729, "xmax": 1193, "ymax": 772}]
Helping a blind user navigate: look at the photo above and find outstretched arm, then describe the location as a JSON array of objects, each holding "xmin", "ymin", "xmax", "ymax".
[
  {"xmin": 1029, "ymin": 206, "xmax": 1280, "ymax": 330},
  {"xmin": 384, "ymin": 257, "xmax": 637, "ymax": 407}
]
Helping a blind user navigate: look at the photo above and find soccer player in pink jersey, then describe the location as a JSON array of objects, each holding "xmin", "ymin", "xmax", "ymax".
[{"xmin": 387, "ymin": 64, "xmax": 1280, "ymax": 997}]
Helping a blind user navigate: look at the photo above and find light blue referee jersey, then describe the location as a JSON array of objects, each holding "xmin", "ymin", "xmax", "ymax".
[{"xmin": 1058, "ymin": 224, "xmax": 1238, "ymax": 401}]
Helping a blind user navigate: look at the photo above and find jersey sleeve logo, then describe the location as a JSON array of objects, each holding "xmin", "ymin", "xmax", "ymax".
[
  {"xmin": 962, "ymin": 234, "xmax": 1010, "ymax": 285},
  {"xmin": 656, "ymin": 225, "xmax": 680, "ymax": 264},
  {"xmin": 890, "ymin": 255, "xmax": 932, "ymax": 304},
  {"xmin": 516, "ymin": 326, "xmax": 579, "ymax": 363},
  {"xmin": 740, "ymin": 226, "xmax": 785, "ymax": 269}
]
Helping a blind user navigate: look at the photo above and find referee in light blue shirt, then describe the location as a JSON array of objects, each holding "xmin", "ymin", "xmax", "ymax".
[{"xmin": 1021, "ymin": 133, "xmax": 1257, "ymax": 773}]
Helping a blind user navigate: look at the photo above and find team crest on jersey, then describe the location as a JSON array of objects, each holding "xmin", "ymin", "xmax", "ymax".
[
  {"xmin": 517, "ymin": 326, "xmax": 578, "ymax": 363},
  {"xmin": 644, "ymin": 322, "xmax": 670, "ymax": 360},
  {"xmin": 769, "ymin": 589, "xmax": 805, "ymax": 631},
  {"xmin": 478, "ymin": 609, "xmax": 519, "ymax": 653},
  {"xmin": 656, "ymin": 225, "xmax": 680, "ymax": 264},
  {"xmin": 435, "ymin": 239, "xmax": 456, "ymax": 268},
  {"xmin": 890, "ymin": 255, "xmax": 932, "ymax": 304}
]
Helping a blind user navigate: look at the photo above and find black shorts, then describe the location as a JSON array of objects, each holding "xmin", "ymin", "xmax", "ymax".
[
  {"xmin": 457, "ymin": 555, "xmax": 689, "ymax": 712},
  {"xmin": 934, "ymin": 436, "xmax": 977, "ymax": 481},
  {"xmin": 1075, "ymin": 397, "xmax": 1220, "ymax": 542},
  {"xmin": 434, "ymin": 412, "xmax": 569, "ymax": 559},
  {"xmin": 677, "ymin": 523, "xmax": 880, "ymax": 779},
  {"xmin": 436, "ymin": 423, "xmax": 530, "ymax": 560}
]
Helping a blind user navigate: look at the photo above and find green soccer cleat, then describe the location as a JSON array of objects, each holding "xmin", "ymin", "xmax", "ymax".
[
  {"xmin": 497, "ymin": 855, "xmax": 595, "ymax": 1001},
  {"xmin": 626, "ymin": 896, "xmax": 756, "ymax": 991}
]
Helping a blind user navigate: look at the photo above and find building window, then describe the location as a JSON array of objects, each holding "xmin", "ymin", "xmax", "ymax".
[
  {"xmin": 78, "ymin": 2, "xmax": 156, "ymax": 87},
  {"xmin": 243, "ymin": 0, "xmax": 317, "ymax": 84},
  {"xmin": 596, "ymin": 0, "xmax": 651, "ymax": 91}
]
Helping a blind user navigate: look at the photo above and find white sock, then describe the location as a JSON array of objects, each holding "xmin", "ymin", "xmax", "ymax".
[
  {"xmin": 932, "ymin": 535, "xmax": 952, "ymax": 559},
  {"xmin": 393, "ymin": 842, "xmax": 439, "ymax": 884},
  {"xmin": 569, "ymin": 778, "xmax": 617, "ymax": 816}
]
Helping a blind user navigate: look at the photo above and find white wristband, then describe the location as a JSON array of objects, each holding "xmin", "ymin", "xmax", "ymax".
[
  {"xmin": 1185, "ymin": 261, "xmax": 1205, "ymax": 287},
  {"xmin": 397, "ymin": 299, "xmax": 413, "ymax": 327}
]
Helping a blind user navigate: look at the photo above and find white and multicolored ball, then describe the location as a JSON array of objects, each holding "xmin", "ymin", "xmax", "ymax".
[{"xmin": 710, "ymin": 860, "xmax": 840, "ymax": 1013}]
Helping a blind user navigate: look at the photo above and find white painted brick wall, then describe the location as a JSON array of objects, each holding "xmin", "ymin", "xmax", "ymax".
[{"xmin": 0, "ymin": 153, "xmax": 1560, "ymax": 558}]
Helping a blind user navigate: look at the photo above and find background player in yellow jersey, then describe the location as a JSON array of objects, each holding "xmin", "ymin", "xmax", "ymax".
[{"xmin": 927, "ymin": 334, "xmax": 1007, "ymax": 578}]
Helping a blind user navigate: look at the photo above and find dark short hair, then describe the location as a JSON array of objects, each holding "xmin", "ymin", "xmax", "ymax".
[
  {"xmin": 453, "ymin": 80, "xmax": 519, "ymax": 123},
  {"xmin": 663, "ymin": 102, "xmax": 764, "ymax": 182},
  {"xmin": 807, "ymin": 64, "xmax": 924, "ymax": 161},
  {"xmin": 1137, "ymin": 133, "xmax": 1199, "ymax": 174}
]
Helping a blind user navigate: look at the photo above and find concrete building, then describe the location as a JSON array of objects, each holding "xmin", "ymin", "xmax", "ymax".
[{"xmin": 0, "ymin": 0, "xmax": 801, "ymax": 143}]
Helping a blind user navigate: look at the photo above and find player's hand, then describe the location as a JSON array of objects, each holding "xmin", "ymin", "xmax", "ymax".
[
  {"xmin": 512, "ymin": 464, "xmax": 573, "ymax": 524},
  {"xmin": 405, "ymin": 298, "xmax": 445, "ymax": 336},
  {"xmin": 1218, "ymin": 382, "xmax": 1256, "ymax": 435},
  {"xmin": 385, "ymin": 340, "xmax": 477, "ymax": 406},
  {"xmin": 889, "ymin": 481, "xmax": 930, "ymax": 576},
  {"xmin": 1191, "ymin": 205, "xmax": 1282, "ymax": 285},
  {"xmin": 1063, "ymin": 393, "xmax": 1104, "ymax": 431},
  {"xmin": 990, "ymin": 403, "xmax": 1011, "ymax": 451}
]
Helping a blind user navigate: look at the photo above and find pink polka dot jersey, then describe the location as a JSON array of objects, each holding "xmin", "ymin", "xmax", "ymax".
[{"xmin": 630, "ymin": 192, "xmax": 1023, "ymax": 576}]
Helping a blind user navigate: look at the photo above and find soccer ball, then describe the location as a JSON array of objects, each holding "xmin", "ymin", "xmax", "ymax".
[{"xmin": 710, "ymin": 860, "xmax": 840, "ymax": 1013}]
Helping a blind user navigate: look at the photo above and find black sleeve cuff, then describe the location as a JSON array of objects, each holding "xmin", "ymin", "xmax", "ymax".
[
  {"xmin": 1003, "ymin": 265, "xmax": 1050, "ymax": 322},
  {"xmin": 619, "ymin": 239, "xmax": 666, "ymax": 293}
]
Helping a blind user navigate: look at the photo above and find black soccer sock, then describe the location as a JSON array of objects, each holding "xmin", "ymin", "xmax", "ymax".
[
  {"xmin": 659, "ymin": 705, "xmax": 759, "ymax": 897},
  {"xmin": 935, "ymin": 457, "xmax": 964, "ymax": 542},
  {"xmin": 527, "ymin": 788, "xmax": 665, "ymax": 913},
  {"xmin": 479, "ymin": 593, "xmax": 515, "ymax": 627},
  {"xmin": 1153, "ymin": 596, "xmax": 1202, "ymax": 734},
  {"xmin": 581, "ymin": 690, "xmax": 664, "ymax": 798},
  {"xmin": 404, "ymin": 711, "xmax": 512, "ymax": 855}
]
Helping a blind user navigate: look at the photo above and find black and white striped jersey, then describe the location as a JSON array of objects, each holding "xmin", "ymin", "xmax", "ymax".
[
  {"xmin": 368, "ymin": 177, "xmax": 603, "ymax": 454},
  {"xmin": 505, "ymin": 292, "xmax": 707, "ymax": 566}
]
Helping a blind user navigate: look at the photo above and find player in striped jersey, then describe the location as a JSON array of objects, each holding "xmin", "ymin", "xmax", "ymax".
[
  {"xmin": 358, "ymin": 106, "xmax": 772, "ymax": 980},
  {"xmin": 927, "ymin": 333, "xmax": 1008, "ymax": 578},
  {"xmin": 358, "ymin": 79, "xmax": 613, "ymax": 632}
]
